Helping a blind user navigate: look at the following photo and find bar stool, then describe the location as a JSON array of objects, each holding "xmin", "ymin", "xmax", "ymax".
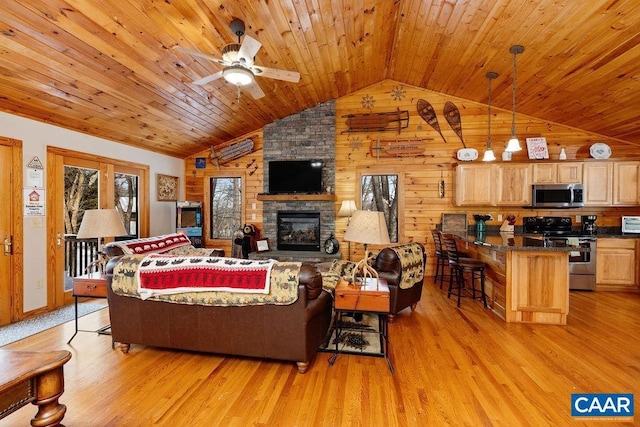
[
  {"xmin": 430, "ymin": 229, "xmax": 447, "ymax": 288},
  {"xmin": 441, "ymin": 233, "xmax": 487, "ymax": 308}
]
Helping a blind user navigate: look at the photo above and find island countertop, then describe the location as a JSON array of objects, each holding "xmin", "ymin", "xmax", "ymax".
[{"xmin": 451, "ymin": 232, "xmax": 590, "ymax": 252}]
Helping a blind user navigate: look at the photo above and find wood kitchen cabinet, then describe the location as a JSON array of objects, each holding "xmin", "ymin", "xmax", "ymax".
[
  {"xmin": 494, "ymin": 164, "xmax": 531, "ymax": 205},
  {"xmin": 613, "ymin": 161, "xmax": 640, "ymax": 205},
  {"xmin": 454, "ymin": 164, "xmax": 493, "ymax": 206},
  {"xmin": 532, "ymin": 162, "xmax": 582, "ymax": 183},
  {"xmin": 455, "ymin": 163, "xmax": 530, "ymax": 206},
  {"xmin": 596, "ymin": 238, "xmax": 639, "ymax": 291},
  {"xmin": 583, "ymin": 162, "xmax": 613, "ymax": 205}
]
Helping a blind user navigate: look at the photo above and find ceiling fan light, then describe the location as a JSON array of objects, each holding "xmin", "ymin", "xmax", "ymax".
[
  {"xmin": 223, "ymin": 66, "xmax": 253, "ymax": 86},
  {"xmin": 506, "ymin": 137, "xmax": 522, "ymax": 152}
]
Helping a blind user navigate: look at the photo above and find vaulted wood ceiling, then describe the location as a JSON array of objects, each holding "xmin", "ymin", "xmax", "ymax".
[{"xmin": 1, "ymin": 1, "xmax": 639, "ymax": 158}]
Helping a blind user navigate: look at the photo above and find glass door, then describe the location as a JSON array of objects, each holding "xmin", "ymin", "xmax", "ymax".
[{"xmin": 47, "ymin": 147, "xmax": 149, "ymax": 310}]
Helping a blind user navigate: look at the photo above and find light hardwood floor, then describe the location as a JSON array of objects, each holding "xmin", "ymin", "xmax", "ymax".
[{"xmin": 2, "ymin": 282, "xmax": 639, "ymax": 426}]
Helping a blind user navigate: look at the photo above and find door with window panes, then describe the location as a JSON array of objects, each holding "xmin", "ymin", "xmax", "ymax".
[{"xmin": 47, "ymin": 148, "xmax": 148, "ymax": 310}]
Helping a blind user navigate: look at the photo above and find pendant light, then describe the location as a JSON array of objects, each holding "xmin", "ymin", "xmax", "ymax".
[
  {"xmin": 482, "ymin": 72, "xmax": 498, "ymax": 161},
  {"xmin": 505, "ymin": 45, "xmax": 524, "ymax": 152}
]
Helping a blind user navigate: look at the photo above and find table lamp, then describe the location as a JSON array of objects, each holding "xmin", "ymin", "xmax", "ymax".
[
  {"xmin": 337, "ymin": 200, "xmax": 357, "ymax": 260},
  {"xmin": 343, "ymin": 210, "xmax": 390, "ymax": 288},
  {"xmin": 76, "ymin": 208, "xmax": 128, "ymax": 274}
]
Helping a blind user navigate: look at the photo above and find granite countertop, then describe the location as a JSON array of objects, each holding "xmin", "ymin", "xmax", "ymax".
[{"xmin": 452, "ymin": 232, "xmax": 590, "ymax": 252}]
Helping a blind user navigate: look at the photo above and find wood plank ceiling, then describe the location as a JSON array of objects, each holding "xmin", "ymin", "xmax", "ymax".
[{"xmin": 1, "ymin": 0, "xmax": 639, "ymax": 158}]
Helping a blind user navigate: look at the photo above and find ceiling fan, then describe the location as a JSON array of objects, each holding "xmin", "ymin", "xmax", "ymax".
[{"xmin": 174, "ymin": 19, "xmax": 300, "ymax": 99}]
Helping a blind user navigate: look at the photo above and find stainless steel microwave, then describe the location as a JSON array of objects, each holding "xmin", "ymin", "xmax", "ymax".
[
  {"xmin": 622, "ymin": 216, "xmax": 640, "ymax": 234},
  {"xmin": 531, "ymin": 183, "xmax": 584, "ymax": 208}
]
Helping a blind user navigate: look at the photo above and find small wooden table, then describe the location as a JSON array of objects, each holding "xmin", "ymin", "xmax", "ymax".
[
  {"xmin": 67, "ymin": 272, "xmax": 110, "ymax": 344},
  {"xmin": 329, "ymin": 278, "xmax": 393, "ymax": 372},
  {"xmin": 0, "ymin": 349, "xmax": 72, "ymax": 426}
]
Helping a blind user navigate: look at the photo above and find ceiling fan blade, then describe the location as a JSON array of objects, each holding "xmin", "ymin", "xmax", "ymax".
[
  {"xmin": 173, "ymin": 45, "xmax": 225, "ymax": 65},
  {"xmin": 253, "ymin": 65, "xmax": 300, "ymax": 83},
  {"xmin": 244, "ymin": 81, "xmax": 265, "ymax": 99},
  {"xmin": 238, "ymin": 35, "xmax": 262, "ymax": 65},
  {"xmin": 192, "ymin": 71, "xmax": 224, "ymax": 85}
]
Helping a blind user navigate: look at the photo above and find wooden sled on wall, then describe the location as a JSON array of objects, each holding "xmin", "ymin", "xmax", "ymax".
[
  {"xmin": 342, "ymin": 109, "xmax": 409, "ymax": 134},
  {"xmin": 209, "ymin": 138, "xmax": 255, "ymax": 169}
]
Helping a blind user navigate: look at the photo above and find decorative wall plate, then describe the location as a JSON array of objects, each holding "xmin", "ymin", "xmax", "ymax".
[
  {"xmin": 590, "ymin": 142, "xmax": 611, "ymax": 159},
  {"xmin": 457, "ymin": 148, "xmax": 478, "ymax": 161}
]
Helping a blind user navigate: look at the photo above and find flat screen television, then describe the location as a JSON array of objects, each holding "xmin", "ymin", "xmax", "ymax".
[{"xmin": 268, "ymin": 160, "xmax": 323, "ymax": 194}]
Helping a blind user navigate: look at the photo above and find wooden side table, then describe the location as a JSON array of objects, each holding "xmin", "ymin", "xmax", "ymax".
[
  {"xmin": 329, "ymin": 278, "xmax": 393, "ymax": 373},
  {"xmin": 0, "ymin": 349, "xmax": 71, "ymax": 426},
  {"xmin": 67, "ymin": 273, "xmax": 110, "ymax": 344}
]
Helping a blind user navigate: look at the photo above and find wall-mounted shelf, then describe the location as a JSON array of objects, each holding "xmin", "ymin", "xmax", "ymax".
[{"xmin": 257, "ymin": 193, "xmax": 335, "ymax": 201}]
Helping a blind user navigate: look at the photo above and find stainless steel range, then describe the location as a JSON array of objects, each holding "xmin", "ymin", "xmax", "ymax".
[{"xmin": 523, "ymin": 216, "xmax": 596, "ymax": 290}]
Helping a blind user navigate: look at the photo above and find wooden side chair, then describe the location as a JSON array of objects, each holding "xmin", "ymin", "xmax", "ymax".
[{"xmin": 440, "ymin": 233, "xmax": 487, "ymax": 308}]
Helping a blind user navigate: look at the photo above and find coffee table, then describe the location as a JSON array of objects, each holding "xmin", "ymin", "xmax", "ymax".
[
  {"xmin": 329, "ymin": 277, "xmax": 393, "ymax": 373},
  {"xmin": 0, "ymin": 349, "xmax": 72, "ymax": 426}
]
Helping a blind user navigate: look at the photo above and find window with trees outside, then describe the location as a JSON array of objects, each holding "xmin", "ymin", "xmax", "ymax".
[
  {"xmin": 210, "ymin": 177, "xmax": 243, "ymax": 239},
  {"xmin": 361, "ymin": 174, "xmax": 399, "ymax": 243}
]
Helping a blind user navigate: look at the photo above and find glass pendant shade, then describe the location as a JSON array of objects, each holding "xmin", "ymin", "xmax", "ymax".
[
  {"xmin": 483, "ymin": 71, "xmax": 498, "ymax": 162},
  {"xmin": 223, "ymin": 65, "xmax": 254, "ymax": 86},
  {"xmin": 506, "ymin": 45, "xmax": 524, "ymax": 152},
  {"xmin": 505, "ymin": 136, "xmax": 521, "ymax": 152},
  {"xmin": 482, "ymin": 149, "xmax": 496, "ymax": 161}
]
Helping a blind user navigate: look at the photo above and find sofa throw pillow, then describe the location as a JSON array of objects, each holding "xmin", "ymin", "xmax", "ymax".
[{"xmin": 111, "ymin": 233, "xmax": 192, "ymax": 255}]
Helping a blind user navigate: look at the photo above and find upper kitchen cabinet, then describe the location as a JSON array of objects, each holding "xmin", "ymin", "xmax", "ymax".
[
  {"xmin": 454, "ymin": 164, "xmax": 493, "ymax": 206},
  {"xmin": 455, "ymin": 163, "xmax": 530, "ymax": 206},
  {"xmin": 532, "ymin": 163, "xmax": 582, "ymax": 184},
  {"xmin": 583, "ymin": 162, "xmax": 613, "ymax": 206},
  {"xmin": 494, "ymin": 164, "xmax": 532, "ymax": 205},
  {"xmin": 613, "ymin": 161, "xmax": 640, "ymax": 205}
]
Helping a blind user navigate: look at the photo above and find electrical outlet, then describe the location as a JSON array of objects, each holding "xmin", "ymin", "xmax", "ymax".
[
  {"xmin": 576, "ymin": 215, "xmax": 581, "ymax": 223},
  {"xmin": 36, "ymin": 279, "xmax": 44, "ymax": 289},
  {"xmin": 251, "ymin": 203, "xmax": 256, "ymax": 210},
  {"xmin": 251, "ymin": 213, "xmax": 256, "ymax": 220},
  {"xmin": 498, "ymin": 214, "xmax": 503, "ymax": 222}
]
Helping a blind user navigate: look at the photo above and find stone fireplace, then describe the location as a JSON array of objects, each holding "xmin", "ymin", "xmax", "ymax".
[
  {"xmin": 277, "ymin": 211, "xmax": 320, "ymax": 251},
  {"xmin": 261, "ymin": 100, "xmax": 336, "ymax": 250}
]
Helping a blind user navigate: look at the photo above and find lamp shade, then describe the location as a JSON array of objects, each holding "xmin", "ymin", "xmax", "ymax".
[
  {"xmin": 343, "ymin": 210, "xmax": 390, "ymax": 245},
  {"xmin": 337, "ymin": 200, "xmax": 357, "ymax": 217},
  {"xmin": 76, "ymin": 209, "xmax": 127, "ymax": 239}
]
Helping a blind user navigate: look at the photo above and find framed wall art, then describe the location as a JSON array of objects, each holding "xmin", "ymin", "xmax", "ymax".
[
  {"xmin": 157, "ymin": 174, "xmax": 179, "ymax": 201},
  {"xmin": 256, "ymin": 238, "xmax": 271, "ymax": 252}
]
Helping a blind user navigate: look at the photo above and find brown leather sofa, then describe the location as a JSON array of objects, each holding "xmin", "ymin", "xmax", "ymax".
[
  {"xmin": 104, "ymin": 251, "xmax": 332, "ymax": 374},
  {"xmin": 373, "ymin": 242, "xmax": 426, "ymax": 322}
]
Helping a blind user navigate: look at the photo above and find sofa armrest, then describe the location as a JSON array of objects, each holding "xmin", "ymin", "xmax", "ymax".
[{"xmin": 299, "ymin": 264, "xmax": 323, "ymax": 300}]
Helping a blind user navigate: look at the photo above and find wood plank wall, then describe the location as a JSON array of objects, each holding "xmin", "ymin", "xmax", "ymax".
[{"xmin": 185, "ymin": 79, "xmax": 640, "ymax": 272}]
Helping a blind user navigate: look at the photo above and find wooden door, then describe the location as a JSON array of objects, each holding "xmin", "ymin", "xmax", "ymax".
[
  {"xmin": 0, "ymin": 138, "xmax": 23, "ymax": 325},
  {"xmin": 47, "ymin": 147, "xmax": 150, "ymax": 310}
]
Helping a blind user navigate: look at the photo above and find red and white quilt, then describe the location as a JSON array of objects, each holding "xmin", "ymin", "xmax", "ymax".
[{"xmin": 137, "ymin": 254, "xmax": 276, "ymax": 299}]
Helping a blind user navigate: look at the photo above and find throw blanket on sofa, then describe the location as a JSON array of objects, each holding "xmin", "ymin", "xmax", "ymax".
[
  {"xmin": 391, "ymin": 242, "xmax": 425, "ymax": 289},
  {"xmin": 112, "ymin": 255, "xmax": 302, "ymax": 306},
  {"xmin": 109, "ymin": 233, "xmax": 192, "ymax": 255},
  {"xmin": 137, "ymin": 255, "xmax": 276, "ymax": 299}
]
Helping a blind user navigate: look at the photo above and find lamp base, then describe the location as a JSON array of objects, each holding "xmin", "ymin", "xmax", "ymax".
[{"xmin": 350, "ymin": 247, "xmax": 380, "ymax": 290}]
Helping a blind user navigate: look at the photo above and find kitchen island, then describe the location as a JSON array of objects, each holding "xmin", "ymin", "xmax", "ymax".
[{"xmin": 452, "ymin": 232, "xmax": 581, "ymax": 325}]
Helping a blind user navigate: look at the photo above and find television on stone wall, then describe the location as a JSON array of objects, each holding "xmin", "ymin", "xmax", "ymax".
[{"xmin": 268, "ymin": 160, "xmax": 323, "ymax": 194}]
